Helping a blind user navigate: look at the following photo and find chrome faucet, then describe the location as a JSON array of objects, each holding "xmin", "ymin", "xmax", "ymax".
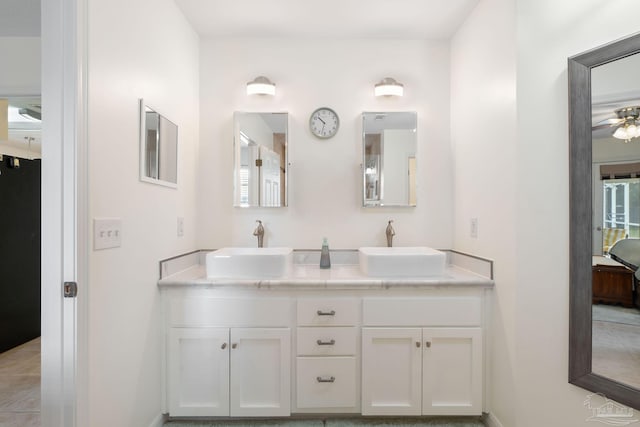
[
  {"xmin": 253, "ymin": 220, "xmax": 264, "ymax": 248},
  {"xmin": 386, "ymin": 220, "xmax": 395, "ymax": 247}
]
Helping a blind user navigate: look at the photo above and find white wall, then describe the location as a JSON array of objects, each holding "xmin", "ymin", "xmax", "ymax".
[
  {"xmin": 450, "ymin": 0, "xmax": 517, "ymax": 426},
  {"xmin": 515, "ymin": 0, "xmax": 640, "ymax": 426},
  {"xmin": 197, "ymin": 38, "xmax": 453, "ymax": 250},
  {"xmin": 0, "ymin": 37, "xmax": 40, "ymax": 95},
  {"xmin": 86, "ymin": 0, "xmax": 199, "ymax": 425}
]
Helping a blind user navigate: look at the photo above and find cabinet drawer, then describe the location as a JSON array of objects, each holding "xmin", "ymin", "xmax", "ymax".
[
  {"xmin": 296, "ymin": 357, "xmax": 356, "ymax": 409},
  {"xmin": 297, "ymin": 327, "xmax": 357, "ymax": 356},
  {"xmin": 297, "ymin": 298, "xmax": 359, "ymax": 326},
  {"xmin": 169, "ymin": 297, "xmax": 292, "ymax": 327},
  {"xmin": 362, "ymin": 297, "xmax": 481, "ymax": 326}
]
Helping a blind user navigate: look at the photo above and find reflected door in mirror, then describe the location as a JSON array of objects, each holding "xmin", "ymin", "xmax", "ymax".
[{"xmin": 234, "ymin": 112, "xmax": 288, "ymax": 208}]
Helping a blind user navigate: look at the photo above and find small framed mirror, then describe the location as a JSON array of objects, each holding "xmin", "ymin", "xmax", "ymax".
[
  {"xmin": 139, "ymin": 99, "xmax": 178, "ymax": 188},
  {"xmin": 233, "ymin": 112, "xmax": 288, "ymax": 207},
  {"xmin": 362, "ymin": 111, "xmax": 417, "ymax": 207}
]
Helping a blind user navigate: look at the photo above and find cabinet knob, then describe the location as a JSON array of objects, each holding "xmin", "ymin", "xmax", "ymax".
[
  {"xmin": 425, "ymin": 341, "xmax": 431, "ymax": 348},
  {"xmin": 221, "ymin": 343, "xmax": 227, "ymax": 350},
  {"xmin": 416, "ymin": 342, "xmax": 421, "ymax": 348},
  {"xmin": 232, "ymin": 343, "xmax": 238, "ymax": 349},
  {"xmin": 317, "ymin": 310, "xmax": 336, "ymax": 316},
  {"xmin": 317, "ymin": 339, "xmax": 336, "ymax": 346},
  {"xmin": 316, "ymin": 376, "xmax": 336, "ymax": 383}
]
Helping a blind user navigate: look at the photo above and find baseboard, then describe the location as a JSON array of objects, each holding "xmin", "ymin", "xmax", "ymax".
[
  {"xmin": 148, "ymin": 413, "xmax": 166, "ymax": 427},
  {"xmin": 484, "ymin": 412, "xmax": 504, "ymax": 427}
]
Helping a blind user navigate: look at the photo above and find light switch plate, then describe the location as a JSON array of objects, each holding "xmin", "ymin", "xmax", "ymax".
[
  {"xmin": 94, "ymin": 218, "xmax": 122, "ymax": 250},
  {"xmin": 177, "ymin": 217, "xmax": 184, "ymax": 237},
  {"xmin": 470, "ymin": 217, "xmax": 478, "ymax": 239}
]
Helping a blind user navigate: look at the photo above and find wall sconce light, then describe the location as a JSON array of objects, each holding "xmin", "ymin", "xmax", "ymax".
[
  {"xmin": 375, "ymin": 77, "xmax": 404, "ymax": 97},
  {"xmin": 247, "ymin": 76, "xmax": 276, "ymax": 96}
]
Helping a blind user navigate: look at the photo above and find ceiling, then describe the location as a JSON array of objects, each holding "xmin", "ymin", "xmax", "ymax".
[
  {"xmin": 0, "ymin": 0, "xmax": 478, "ymax": 39},
  {"xmin": 174, "ymin": 0, "xmax": 480, "ymax": 39},
  {"xmin": 0, "ymin": 0, "xmax": 40, "ymax": 37}
]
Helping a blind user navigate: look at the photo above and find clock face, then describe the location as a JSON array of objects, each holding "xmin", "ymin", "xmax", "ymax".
[{"xmin": 309, "ymin": 107, "xmax": 340, "ymax": 139}]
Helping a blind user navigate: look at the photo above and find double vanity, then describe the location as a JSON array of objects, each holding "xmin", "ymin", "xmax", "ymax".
[{"xmin": 158, "ymin": 247, "xmax": 494, "ymax": 419}]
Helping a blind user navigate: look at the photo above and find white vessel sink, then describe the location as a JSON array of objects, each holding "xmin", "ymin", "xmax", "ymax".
[
  {"xmin": 358, "ymin": 246, "xmax": 446, "ymax": 277},
  {"xmin": 206, "ymin": 247, "xmax": 293, "ymax": 279}
]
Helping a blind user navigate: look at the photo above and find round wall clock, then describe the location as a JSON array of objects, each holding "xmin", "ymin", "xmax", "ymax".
[{"xmin": 309, "ymin": 107, "xmax": 340, "ymax": 139}]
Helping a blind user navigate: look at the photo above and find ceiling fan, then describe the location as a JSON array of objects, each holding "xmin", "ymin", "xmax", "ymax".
[{"xmin": 592, "ymin": 105, "xmax": 640, "ymax": 142}]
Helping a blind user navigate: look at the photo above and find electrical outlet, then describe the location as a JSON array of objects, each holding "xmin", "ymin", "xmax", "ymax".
[
  {"xmin": 94, "ymin": 218, "xmax": 122, "ymax": 250},
  {"xmin": 470, "ymin": 217, "xmax": 478, "ymax": 239},
  {"xmin": 177, "ymin": 217, "xmax": 184, "ymax": 237}
]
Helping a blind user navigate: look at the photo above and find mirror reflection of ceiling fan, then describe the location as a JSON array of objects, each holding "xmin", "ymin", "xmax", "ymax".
[
  {"xmin": 593, "ymin": 105, "xmax": 640, "ymax": 142},
  {"xmin": 592, "ymin": 94, "xmax": 640, "ymax": 142}
]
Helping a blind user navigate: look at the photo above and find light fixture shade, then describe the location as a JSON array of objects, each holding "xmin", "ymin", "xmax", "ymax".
[
  {"xmin": 247, "ymin": 76, "xmax": 276, "ymax": 96},
  {"xmin": 613, "ymin": 126, "xmax": 629, "ymax": 140},
  {"xmin": 375, "ymin": 77, "xmax": 404, "ymax": 97}
]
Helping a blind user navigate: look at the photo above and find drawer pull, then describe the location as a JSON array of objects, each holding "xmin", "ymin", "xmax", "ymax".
[
  {"xmin": 316, "ymin": 339, "xmax": 336, "ymax": 346},
  {"xmin": 425, "ymin": 341, "xmax": 431, "ymax": 348},
  {"xmin": 221, "ymin": 343, "xmax": 227, "ymax": 350},
  {"xmin": 317, "ymin": 310, "xmax": 336, "ymax": 316},
  {"xmin": 416, "ymin": 341, "xmax": 421, "ymax": 348},
  {"xmin": 232, "ymin": 343, "xmax": 238, "ymax": 349},
  {"xmin": 316, "ymin": 376, "xmax": 336, "ymax": 383}
]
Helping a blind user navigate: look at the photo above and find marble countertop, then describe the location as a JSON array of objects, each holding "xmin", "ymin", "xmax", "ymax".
[{"xmin": 157, "ymin": 263, "xmax": 495, "ymax": 290}]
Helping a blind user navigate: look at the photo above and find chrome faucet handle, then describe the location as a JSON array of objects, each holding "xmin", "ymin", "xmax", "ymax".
[
  {"xmin": 386, "ymin": 220, "xmax": 395, "ymax": 247},
  {"xmin": 253, "ymin": 220, "xmax": 265, "ymax": 248}
]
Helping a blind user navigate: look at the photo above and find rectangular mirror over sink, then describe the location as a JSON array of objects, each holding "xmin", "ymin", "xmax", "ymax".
[
  {"xmin": 362, "ymin": 112, "xmax": 417, "ymax": 207},
  {"xmin": 234, "ymin": 112, "xmax": 288, "ymax": 207}
]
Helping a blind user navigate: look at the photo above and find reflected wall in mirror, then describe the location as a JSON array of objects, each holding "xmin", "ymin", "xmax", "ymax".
[
  {"xmin": 233, "ymin": 112, "xmax": 288, "ymax": 207},
  {"xmin": 569, "ymin": 33, "xmax": 640, "ymax": 410},
  {"xmin": 139, "ymin": 99, "xmax": 178, "ymax": 188},
  {"xmin": 362, "ymin": 112, "xmax": 417, "ymax": 207}
]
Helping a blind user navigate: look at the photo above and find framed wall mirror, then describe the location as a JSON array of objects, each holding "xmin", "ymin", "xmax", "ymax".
[
  {"xmin": 569, "ymin": 32, "xmax": 640, "ymax": 410},
  {"xmin": 139, "ymin": 99, "xmax": 178, "ymax": 188},
  {"xmin": 233, "ymin": 112, "xmax": 288, "ymax": 207},
  {"xmin": 362, "ymin": 111, "xmax": 417, "ymax": 207}
]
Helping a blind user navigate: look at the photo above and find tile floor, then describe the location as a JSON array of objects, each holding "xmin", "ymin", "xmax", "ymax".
[{"xmin": 0, "ymin": 337, "xmax": 41, "ymax": 427}]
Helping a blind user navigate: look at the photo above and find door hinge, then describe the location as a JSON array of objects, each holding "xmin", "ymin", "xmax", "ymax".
[
  {"xmin": 64, "ymin": 281, "xmax": 78, "ymax": 298},
  {"xmin": 255, "ymin": 159, "xmax": 263, "ymax": 167}
]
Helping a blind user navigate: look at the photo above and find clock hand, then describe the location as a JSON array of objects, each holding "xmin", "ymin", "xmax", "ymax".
[{"xmin": 317, "ymin": 117, "xmax": 326, "ymax": 125}]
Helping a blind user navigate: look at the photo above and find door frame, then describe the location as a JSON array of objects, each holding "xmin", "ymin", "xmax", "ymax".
[{"xmin": 41, "ymin": 0, "xmax": 88, "ymax": 425}]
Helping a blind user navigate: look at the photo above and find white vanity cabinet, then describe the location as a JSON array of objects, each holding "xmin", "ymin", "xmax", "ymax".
[
  {"xmin": 160, "ymin": 284, "xmax": 491, "ymax": 419},
  {"xmin": 168, "ymin": 327, "xmax": 230, "ymax": 416},
  {"xmin": 164, "ymin": 295, "xmax": 292, "ymax": 417},
  {"xmin": 361, "ymin": 298, "xmax": 483, "ymax": 416},
  {"xmin": 295, "ymin": 298, "xmax": 359, "ymax": 413}
]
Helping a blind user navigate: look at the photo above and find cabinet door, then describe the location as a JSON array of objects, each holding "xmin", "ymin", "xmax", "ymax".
[
  {"xmin": 361, "ymin": 328, "xmax": 422, "ymax": 415},
  {"xmin": 168, "ymin": 328, "xmax": 229, "ymax": 416},
  {"xmin": 230, "ymin": 328, "xmax": 291, "ymax": 416},
  {"xmin": 422, "ymin": 327, "xmax": 482, "ymax": 415}
]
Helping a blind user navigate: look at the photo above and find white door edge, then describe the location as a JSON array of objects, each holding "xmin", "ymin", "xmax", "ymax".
[{"xmin": 41, "ymin": 0, "xmax": 88, "ymax": 425}]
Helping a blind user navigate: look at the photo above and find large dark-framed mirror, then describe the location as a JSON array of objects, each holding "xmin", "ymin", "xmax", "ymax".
[{"xmin": 569, "ymin": 32, "xmax": 640, "ymax": 410}]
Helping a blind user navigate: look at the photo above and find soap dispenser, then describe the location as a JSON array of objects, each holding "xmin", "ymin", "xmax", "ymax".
[{"xmin": 320, "ymin": 237, "xmax": 331, "ymax": 269}]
